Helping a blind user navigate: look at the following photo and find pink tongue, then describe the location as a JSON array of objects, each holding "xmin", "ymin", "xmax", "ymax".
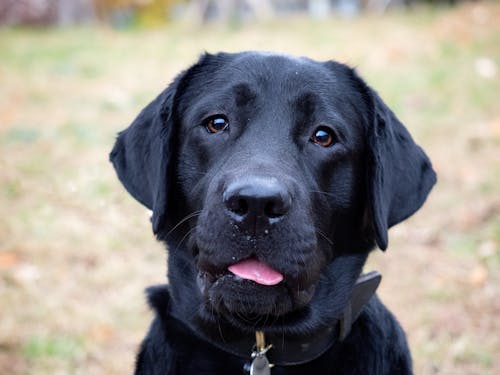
[{"xmin": 228, "ymin": 259, "xmax": 283, "ymax": 286}]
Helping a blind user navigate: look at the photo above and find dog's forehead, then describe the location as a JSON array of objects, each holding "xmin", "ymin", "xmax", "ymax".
[
  {"xmin": 179, "ymin": 52, "xmax": 362, "ymax": 119},
  {"xmin": 218, "ymin": 52, "xmax": 339, "ymax": 91}
]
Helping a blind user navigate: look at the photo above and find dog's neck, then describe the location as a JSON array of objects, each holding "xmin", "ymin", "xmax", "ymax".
[{"xmin": 155, "ymin": 270, "xmax": 381, "ymax": 368}]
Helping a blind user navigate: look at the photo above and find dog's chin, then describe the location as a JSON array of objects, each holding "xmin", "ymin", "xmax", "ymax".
[{"xmin": 196, "ymin": 272, "xmax": 316, "ymax": 328}]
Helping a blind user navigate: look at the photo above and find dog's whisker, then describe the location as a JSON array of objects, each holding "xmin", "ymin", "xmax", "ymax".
[
  {"xmin": 316, "ymin": 229, "xmax": 334, "ymax": 246},
  {"xmin": 165, "ymin": 211, "xmax": 202, "ymax": 238},
  {"xmin": 309, "ymin": 189, "xmax": 336, "ymax": 198},
  {"xmin": 176, "ymin": 226, "xmax": 198, "ymax": 250}
]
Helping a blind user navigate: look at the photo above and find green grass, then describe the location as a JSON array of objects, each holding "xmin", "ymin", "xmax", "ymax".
[{"xmin": 23, "ymin": 335, "xmax": 83, "ymax": 360}]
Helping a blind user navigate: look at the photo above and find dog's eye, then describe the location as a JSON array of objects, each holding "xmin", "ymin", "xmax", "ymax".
[
  {"xmin": 204, "ymin": 115, "xmax": 229, "ymax": 134},
  {"xmin": 311, "ymin": 127, "xmax": 336, "ymax": 147}
]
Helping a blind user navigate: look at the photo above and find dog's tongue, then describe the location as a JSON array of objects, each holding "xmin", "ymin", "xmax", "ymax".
[{"xmin": 228, "ymin": 258, "xmax": 283, "ymax": 286}]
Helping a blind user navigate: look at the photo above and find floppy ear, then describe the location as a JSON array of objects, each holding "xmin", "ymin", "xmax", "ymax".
[
  {"xmin": 366, "ymin": 90, "xmax": 436, "ymax": 250},
  {"xmin": 110, "ymin": 76, "xmax": 182, "ymax": 234}
]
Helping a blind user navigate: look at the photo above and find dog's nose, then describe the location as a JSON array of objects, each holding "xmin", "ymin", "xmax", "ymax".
[{"xmin": 223, "ymin": 177, "xmax": 291, "ymax": 227}]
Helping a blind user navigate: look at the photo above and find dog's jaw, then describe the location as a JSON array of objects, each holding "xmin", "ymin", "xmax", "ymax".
[{"xmin": 195, "ymin": 264, "xmax": 318, "ymax": 320}]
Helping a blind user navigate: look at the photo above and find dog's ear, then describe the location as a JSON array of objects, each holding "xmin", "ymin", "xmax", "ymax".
[
  {"xmin": 110, "ymin": 53, "xmax": 232, "ymax": 234},
  {"xmin": 110, "ymin": 74, "xmax": 184, "ymax": 234},
  {"xmin": 366, "ymin": 90, "xmax": 436, "ymax": 250}
]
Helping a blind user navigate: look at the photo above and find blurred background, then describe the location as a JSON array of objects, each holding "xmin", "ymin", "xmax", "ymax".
[{"xmin": 0, "ymin": 0, "xmax": 498, "ymax": 374}]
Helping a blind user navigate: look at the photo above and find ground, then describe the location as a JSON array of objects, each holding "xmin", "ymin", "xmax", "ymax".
[{"xmin": 0, "ymin": 1, "xmax": 499, "ymax": 374}]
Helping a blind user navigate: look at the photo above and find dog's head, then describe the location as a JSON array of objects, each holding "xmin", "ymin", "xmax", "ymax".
[{"xmin": 111, "ymin": 52, "xmax": 435, "ymax": 334}]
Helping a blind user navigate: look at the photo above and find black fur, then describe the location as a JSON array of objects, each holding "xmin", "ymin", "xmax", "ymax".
[{"xmin": 110, "ymin": 52, "xmax": 436, "ymax": 374}]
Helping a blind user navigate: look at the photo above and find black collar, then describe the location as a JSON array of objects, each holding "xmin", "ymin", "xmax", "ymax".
[{"xmin": 168, "ymin": 271, "xmax": 381, "ymax": 367}]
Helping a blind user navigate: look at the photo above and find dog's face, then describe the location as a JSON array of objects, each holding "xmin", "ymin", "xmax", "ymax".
[
  {"xmin": 176, "ymin": 54, "xmax": 370, "ymax": 318},
  {"xmin": 111, "ymin": 52, "xmax": 435, "ymax": 333}
]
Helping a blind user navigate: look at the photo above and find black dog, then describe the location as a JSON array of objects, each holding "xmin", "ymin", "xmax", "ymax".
[{"xmin": 111, "ymin": 52, "xmax": 436, "ymax": 374}]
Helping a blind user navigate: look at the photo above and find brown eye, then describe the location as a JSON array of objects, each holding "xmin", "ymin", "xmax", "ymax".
[
  {"xmin": 311, "ymin": 126, "xmax": 336, "ymax": 147},
  {"xmin": 204, "ymin": 115, "xmax": 229, "ymax": 134}
]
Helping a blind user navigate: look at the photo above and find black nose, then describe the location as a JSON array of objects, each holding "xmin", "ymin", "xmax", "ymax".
[{"xmin": 223, "ymin": 177, "xmax": 291, "ymax": 228}]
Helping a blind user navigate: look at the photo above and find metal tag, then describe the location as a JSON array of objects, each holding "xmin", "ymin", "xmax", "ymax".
[{"xmin": 250, "ymin": 353, "xmax": 271, "ymax": 375}]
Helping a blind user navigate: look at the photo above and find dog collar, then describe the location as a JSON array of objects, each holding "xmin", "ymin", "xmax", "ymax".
[{"xmin": 175, "ymin": 271, "xmax": 381, "ymax": 370}]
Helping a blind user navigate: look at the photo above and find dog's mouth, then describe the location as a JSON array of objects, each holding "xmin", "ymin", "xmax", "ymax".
[
  {"xmin": 228, "ymin": 258, "xmax": 284, "ymax": 285},
  {"xmin": 196, "ymin": 258, "xmax": 284, "ymax": 296},
  {"xmin": 196, "ymin": 257, "xmax": 316, "ymax": 320}
]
